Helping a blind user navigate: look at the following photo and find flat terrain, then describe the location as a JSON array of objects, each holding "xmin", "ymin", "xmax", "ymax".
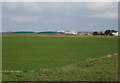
[
  {"xmin": 2, "ymin": 33, "xmax": 119, "ymax": 38},
  {"xmin": 2, "ymin": 34, "xmax": 118, "ymax": 81}
]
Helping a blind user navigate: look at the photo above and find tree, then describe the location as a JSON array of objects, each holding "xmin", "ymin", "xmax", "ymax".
[
  {"xmin": 93, "ymin": 31, "xmax": 98, "ymax": 35},
  {"xmin": 100, "ymin": 32, "xmax": 104, "ymax": 35},
  {"xmin": 104, "ymin": 30, "xmax": 112, "ymax": 35},
  {"xmin": 104, "ymin": 30, "xmax": 117, "ymax": 36}
]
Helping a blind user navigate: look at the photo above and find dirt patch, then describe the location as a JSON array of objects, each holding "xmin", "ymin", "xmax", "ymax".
[{"xmin": 2, "ymin": 70, "xmax": 22, "ymax": 73}]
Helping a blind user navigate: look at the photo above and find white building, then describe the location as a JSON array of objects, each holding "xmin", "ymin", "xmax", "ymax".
[
  {"xmin": 57, "ymin": 30, "xmax": 64, "ymax": 33},
  {"xmin": 112, "ymin": 31, "xmax": 118, "ymax": 36},
  {"xmin": 64, "ymin": 30, "xmax": 77, "ymax": 35}
]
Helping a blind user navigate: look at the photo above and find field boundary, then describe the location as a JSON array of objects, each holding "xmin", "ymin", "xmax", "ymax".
[{"xmin": 2, "ymin": 33, "xmax": 119, "ymax": 38}]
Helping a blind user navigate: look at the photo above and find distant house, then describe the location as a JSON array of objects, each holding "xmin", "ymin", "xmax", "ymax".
[
  {"xmin": 104, "ymin": 30, "xmax": 118, "ymax": 36},
  {"xmin": 93, "ymin": 31, "xmax": 104, "ymax": 35},
  {"xmin": 57, "ymin": 30, "xmax": 64, "ymax": 33},
  {"xmin": 78, "ymin": 32, "xmax": 93, "ymax": 35},
  {"xmin": 64, "ymin": 31, "xmax": 77, "ymax": 35},
  {"xmin": 112, "ymin": 31, "xmax": 118, "ymax": 36}
]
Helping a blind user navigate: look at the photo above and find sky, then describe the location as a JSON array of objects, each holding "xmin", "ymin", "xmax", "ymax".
[{"xmin": 2, "ymin": 2, "xmax": 118, "ymax": 32}]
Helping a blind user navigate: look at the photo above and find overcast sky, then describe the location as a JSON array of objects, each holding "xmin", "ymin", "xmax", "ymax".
[{"xmin": 2, "ymin": 2, "xmax": 118, "ymax": 32}]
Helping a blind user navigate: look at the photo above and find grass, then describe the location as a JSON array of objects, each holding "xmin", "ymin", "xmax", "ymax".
[{"xmin": 2, "ymin": 35, "xmax": 118, "ymax": 81}]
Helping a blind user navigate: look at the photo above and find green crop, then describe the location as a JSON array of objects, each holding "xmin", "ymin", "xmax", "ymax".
[{"xmin": 2, "ymin": 36, "xmax": 118, "ymax": 81}]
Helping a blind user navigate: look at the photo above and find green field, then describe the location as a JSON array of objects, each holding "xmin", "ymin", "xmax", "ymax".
[{"xmin": 2, "ymin": 36, "xmax": 118, "ymax": 81}]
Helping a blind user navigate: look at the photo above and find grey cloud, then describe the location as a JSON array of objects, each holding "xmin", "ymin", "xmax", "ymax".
[{"xmin": 2, "ymin": 2, "xmax": 118, "ymax": 32}]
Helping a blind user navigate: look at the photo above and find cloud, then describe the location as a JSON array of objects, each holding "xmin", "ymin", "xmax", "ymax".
[
  {"xmin": 4, "ymin": 2, "xmax": 42, "ymax": 12},
  {"xmin": 3, "ymin": 2, "xmax": 118, "ymax": 23},
  {"xmin": 92, "ymin": 12, "xmax": 117, "ymax": 19},
  {"xmin": 87, "ymin": 2, "xmax": 113, "ymax": 10},
  {"xmin": 3, "ymin": 2, "xmax": 21, "ymax": 9},
  {"xmin": 23, "ymin": 3, "xmax": 42, "ymax": 12},
  {"xmin": 2, "ymin": 2, "xmax": 118, "ymax": 32},
  {"xmin": 2, "ymin": 0, "xmax": 119, "ymax": 2},
  {"xmin": 10, "ymin": 16, "xmax": 38, "ymax": 22}
]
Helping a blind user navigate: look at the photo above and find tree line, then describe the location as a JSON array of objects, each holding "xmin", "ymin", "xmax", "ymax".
[{"xmin": 93, "ymin": 30, "xmax": 118, "ymax": 36}]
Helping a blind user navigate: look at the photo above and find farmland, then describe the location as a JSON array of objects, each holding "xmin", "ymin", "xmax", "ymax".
[{"xmin": 2, "ymin": 34, "xmax": 118, "ymax": 81}]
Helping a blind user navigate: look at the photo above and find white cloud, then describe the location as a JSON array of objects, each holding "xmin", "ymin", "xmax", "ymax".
[
  {"xmin": 4, "ymin": 2, "xmax": 42, "ymax": 12},
  {"xmin": 10, "ymin": 16, "xmax": 38, "ymax": 22},
  {"xmin": 3, "ymin": 2, "xmax": 74, "ymax": 13},
  {"xmin": 65, "ymin": 5, "xmax": 72, "ymax": 9},
  {"xmin": 87, "ymin": 2, "xmax": 113, "ymax": 10},
  {"xmin": 92, "ymin": 12, "xmax": 118, "ymax": 19},
  {"xmin": 2, "ymin": 0, "xmax": 119, "ymax": 2},
  {"xmin": 3, "ymin": 2, "xmax": 118, "ymax": 20},
  {"xmin": 23, "ymin": 3, "xmax": 42, "ymax": 12},
  {"xmin": 4, "ymin": 2, "xmax": 21, "ymax": 9}
]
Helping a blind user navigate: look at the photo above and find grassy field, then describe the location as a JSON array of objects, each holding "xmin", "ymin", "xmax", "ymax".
[{"xmin": 2, "ymin": 34, "xmax": 118, "ymax": 81}]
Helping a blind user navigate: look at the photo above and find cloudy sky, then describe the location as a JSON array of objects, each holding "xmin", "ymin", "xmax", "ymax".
[{"xmin": 2, "ymin": 2, "xmax": 118, "ymax": 32}]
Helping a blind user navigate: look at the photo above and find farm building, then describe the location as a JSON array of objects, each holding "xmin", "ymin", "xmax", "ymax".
[
  {"xmin": 64, "ymin": 30, "xmax": 77, "ymax": 35},
  {"xmin": 77, "ymin": 32, "xmax": 93, "ymax": 35},
  {"xmin": 57, "ymin": 30, "xmax": 65, "ymax": 33},
  {"xmin": 112, "ymin": 31, "xmax": 118, "ymax": 36}
]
